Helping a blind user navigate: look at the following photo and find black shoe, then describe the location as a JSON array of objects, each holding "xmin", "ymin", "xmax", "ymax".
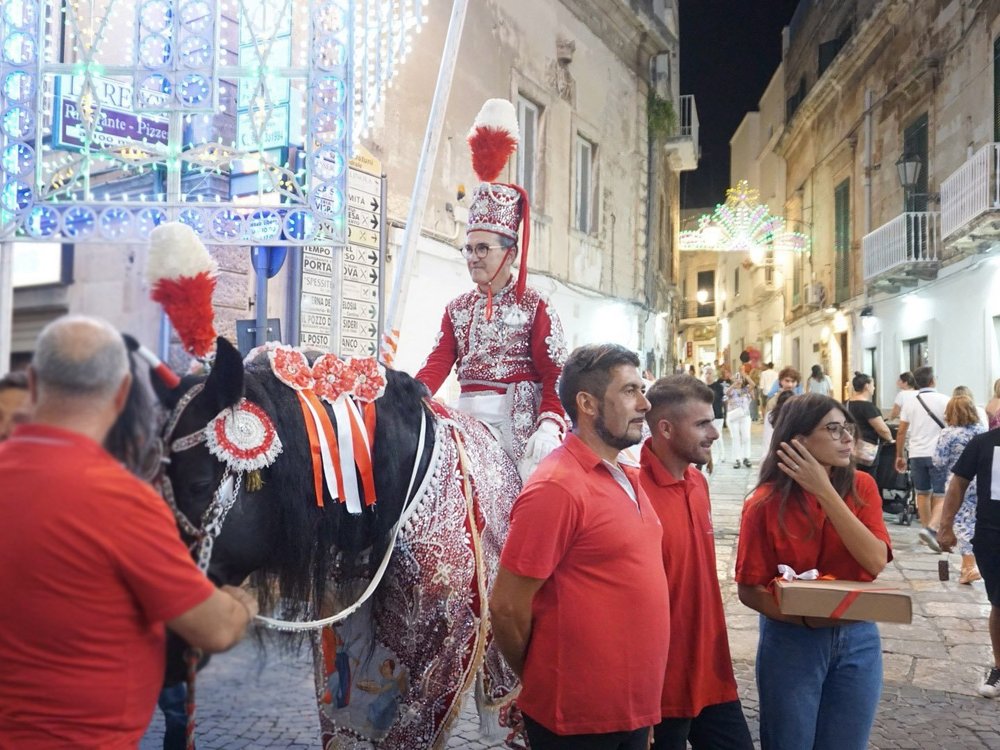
[
  {"xmin": 734, "ymin": 461, "xmax": 741, "ymax": 469},
  {"xmin": 743, "ymin": 459, "xmax": 752, "ymax": 468},
  {"xmin": 919, "ymin": 527, "xmax": 942, "ymax": 553},
  {"xmin": 979, "ymin": 667, "xmax": 1000, "ymax": 698}
]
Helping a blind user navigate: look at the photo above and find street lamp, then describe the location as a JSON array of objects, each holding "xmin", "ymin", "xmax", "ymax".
[{"xmin": 895, "ymin": 152, "xmax": 923, "ymax": 212}]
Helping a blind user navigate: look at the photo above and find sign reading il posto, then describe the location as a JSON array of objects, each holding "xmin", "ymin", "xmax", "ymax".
[{"xmin": 51, "ymin": 75, "xmax": 170, "ymax": 152}]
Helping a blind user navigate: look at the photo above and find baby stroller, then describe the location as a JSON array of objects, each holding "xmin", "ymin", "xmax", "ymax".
[{"xmin": 869, "ymin": 445, "xmax": 916, "ymax": 525}]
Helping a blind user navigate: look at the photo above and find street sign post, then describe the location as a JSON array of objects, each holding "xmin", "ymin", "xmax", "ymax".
[{"xmin": 298, "ymin": 146, "xmax": 385, "ymax": 356}]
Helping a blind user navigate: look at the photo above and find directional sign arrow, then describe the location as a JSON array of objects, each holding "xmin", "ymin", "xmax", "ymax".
[
  {"xmin": 369, "ymin": 196, "xmax": 379, "ymax": 212},
  {"xmin": 368, "ymin": 214, "xmax": 379, "ymax": 230},
  {"xmin": 368, "ymin": 268, "xmax": 377, "ymax": 284}
]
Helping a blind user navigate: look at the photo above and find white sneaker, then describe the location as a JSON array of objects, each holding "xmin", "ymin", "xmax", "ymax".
[{"xmin": 978, "ymin": 667, "xmax": 1000, "ymax": 698}]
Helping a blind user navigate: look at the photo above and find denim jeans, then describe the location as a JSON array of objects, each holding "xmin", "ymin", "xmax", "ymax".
[
  {"xmin": 756, "ymin": 616, "xmax": 882, "ymax": 750},
  {"xmin": 653, "ymin": 700, "xmax": 753, "ymax": 750},
  {"xmin": 158, "ymin": 683, "xmax": 189, "ymax": 750}
]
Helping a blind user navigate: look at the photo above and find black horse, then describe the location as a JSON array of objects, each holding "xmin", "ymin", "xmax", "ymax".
[{"xmin": 152, "ymin": 336, "xmax": 519, "ymax": 748}]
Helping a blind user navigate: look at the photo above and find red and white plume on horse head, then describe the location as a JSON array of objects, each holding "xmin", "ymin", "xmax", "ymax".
[
  {"xmin": 467, "ymin": 98, "xmax": 520, "ymax": 183},
  {"xmin": 146, "ymin": 222, "xmax": 219, "ymax": 359}
]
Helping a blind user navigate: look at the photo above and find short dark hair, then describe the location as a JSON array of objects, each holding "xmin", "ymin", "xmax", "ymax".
[
  {"xmin": 899, "ymin": 371, "xmax": 916, "ymax": 388},
  {"xmin": 645, "ymin": 375, "xmax": 713, "ymax": 426},
  {"xmin": 559, "ymin": 343, "xmax": 640, "ymax": 423},
  {"xmin": 851, "ymin": 371, "xmax": 872, "ymax": 393},
  {"xmin": 913, "ymin": 366, "xmax": 934, "ymax": 389},
  {"xmin": 0, "ymin": 371, "xmax": 28, "ymax": 391}
]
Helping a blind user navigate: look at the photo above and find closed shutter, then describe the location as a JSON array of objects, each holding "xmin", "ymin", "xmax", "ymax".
[
  {"xmin": 995, "ymin": 37, "xmax": 1000, "ymax": 142},
  {"xmin": 834, "ymin": 179, "xmax": 850, "ymax": 303},
  {"xmin": 12, "ymin": 311, "xmax": 61, "ymax": 355}
]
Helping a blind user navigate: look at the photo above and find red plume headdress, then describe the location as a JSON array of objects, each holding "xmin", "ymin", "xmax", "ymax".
[
  {"xmin": 146, "ymin": 222, "xmax": 219, "ymax": 359},
  {"xmin": 466, "ymin": 99, "xmax": 531, "ymax": 312}
]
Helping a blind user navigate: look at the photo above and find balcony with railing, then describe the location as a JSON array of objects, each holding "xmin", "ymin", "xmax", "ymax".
[
  {"xmin": 663, "ymin": 95, "xmax": 699, "ymax": 172},
  {"xmin": 862, "ymin": 212, "xmax": 941, "ymax": 285},
  {"xmin": 678, "ymin": 298, "xmax": 717, "ymax": 323},
  {"xmin": 941, "ymin": 142, "xmax": 1000, "ymax": 249}
]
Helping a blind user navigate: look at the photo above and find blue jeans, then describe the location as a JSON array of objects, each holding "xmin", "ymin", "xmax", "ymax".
[
  {"xmin": 158, "ymin": 683, "xmax": 189, "ymax": 750},
  {"xmin": 756, "ymin": 616, "xmax": 882, "ymax": 750}
]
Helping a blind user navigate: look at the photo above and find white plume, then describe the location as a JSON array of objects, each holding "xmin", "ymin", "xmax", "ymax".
[
  {"xmin": 145, "ymin": 222, "xmax": 218, "ymax": 283},
  {"xmin": 468, "ymin": 98, "xmax": 519, "ymax": 143}
]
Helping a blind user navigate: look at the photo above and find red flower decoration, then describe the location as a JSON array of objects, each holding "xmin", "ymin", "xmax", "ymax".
[
  {"xmin": 349, "ymin": 357, "xmax": 387, "ymax": 402},
  {"xmin": 313, "ymin": 354, "xmax": 356, "ymax": 404},
  {"xmin": 269, "ymin": 345, "xmax": 314, "ymax": 391}
]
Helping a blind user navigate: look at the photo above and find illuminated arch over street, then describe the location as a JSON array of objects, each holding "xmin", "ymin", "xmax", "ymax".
[{"xmin": 0, "ymin": 0, "xmax": 426, "ymax": 245}]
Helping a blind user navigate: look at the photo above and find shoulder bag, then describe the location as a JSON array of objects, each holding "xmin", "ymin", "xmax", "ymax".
[{"xmin": 846, "ymin": 401, "xmax": 880, "ymax": 466}]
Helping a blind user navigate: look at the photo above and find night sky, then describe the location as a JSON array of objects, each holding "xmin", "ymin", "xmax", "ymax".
[{"xmin": 679, "ymin": 0, "xmax": 800, "ymax": 209}]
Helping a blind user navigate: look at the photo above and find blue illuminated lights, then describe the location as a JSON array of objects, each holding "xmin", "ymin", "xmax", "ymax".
[{"xmin": 3, "ymin": 0, "xmax": 428, "ymax": 244}]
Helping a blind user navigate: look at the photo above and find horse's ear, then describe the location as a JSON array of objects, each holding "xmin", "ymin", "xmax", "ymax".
[
  {"xmin": 149, "ymin": 368, "xmax": 181, "ymax": 409},
  {"xmin": 204, "ymin": 336, "xmax": 245, "ymax": 412}
]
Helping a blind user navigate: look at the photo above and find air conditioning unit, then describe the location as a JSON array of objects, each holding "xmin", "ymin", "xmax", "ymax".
[{"xmin": 805, "ymin": 282, "xmax": 826, "ymax": 308}]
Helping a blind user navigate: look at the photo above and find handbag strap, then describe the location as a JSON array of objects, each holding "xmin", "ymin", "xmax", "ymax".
[{"xmin": 915, "ymin": 392, "xmax": 946, "ymax": 429}]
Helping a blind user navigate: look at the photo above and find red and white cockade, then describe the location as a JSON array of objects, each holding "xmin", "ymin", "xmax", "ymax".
[{"xmin": 205, "ymin": 399, "xmax": 283, "ymax": 473}]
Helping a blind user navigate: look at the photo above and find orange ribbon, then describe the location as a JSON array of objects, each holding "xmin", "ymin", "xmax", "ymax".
[{"xmin": 297, "ymin": 395, "xmax": 325, "ymax": 508}]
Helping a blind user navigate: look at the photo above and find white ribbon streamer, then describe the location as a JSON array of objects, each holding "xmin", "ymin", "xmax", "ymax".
[
  {"xmin": 777, "ymin": 564, "xmax": 820, "ymax": 581},
  {"xmin": 332, "ymin": 400, "xmax": 363, "ymax": 515}
]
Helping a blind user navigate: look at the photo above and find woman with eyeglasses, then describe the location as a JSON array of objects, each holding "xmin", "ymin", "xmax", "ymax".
[
  {"xmin": 416, "ymin": 99, "xmax": 568, "ymax": 481},
  {"xmin": 735, "ymin": 394, "xmax": 892, "ymax": 750}
]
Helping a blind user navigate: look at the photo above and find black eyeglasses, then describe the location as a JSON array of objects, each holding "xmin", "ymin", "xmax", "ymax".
[
  {"xmin": 458, "ymin": 243, "xmax": 507, "ymax": 259},
  {"xmin": 818, "ymin": 422, "xmax": 857, "ymax": 441}
]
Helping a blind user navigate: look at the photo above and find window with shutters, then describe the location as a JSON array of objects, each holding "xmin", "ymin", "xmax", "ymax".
[
  {"xmin": 834, "ymin": 179, "xmax": 850, "ymax": 302},
  {"xmin": 516, "ymin": 96, "xmax": 540, "ymax": 202},
  {"xmin": 903, "ymin": 114, "xmax": 929, "ymax": 212},
  {"xmin": 574, "ymin": 135, "xmax": 595, "ymax": 234}
]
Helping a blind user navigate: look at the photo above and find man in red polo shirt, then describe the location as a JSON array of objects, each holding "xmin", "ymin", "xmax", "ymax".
[
  {"xmin": 489, "ymin": 343, "xmax": 669, "ymax": 749},
  {"xmin": 0, "ymin": 315, "xmax": 258, "ymax": 748},
  {"xmin": 640, "ymin": 375, "xmax": 753, "ymax": 749}
]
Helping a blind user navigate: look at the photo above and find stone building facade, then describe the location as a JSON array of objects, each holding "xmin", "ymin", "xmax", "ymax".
[{"xmin": 711, "ymin": 0, "xmax": 1000, "ymax": 406}]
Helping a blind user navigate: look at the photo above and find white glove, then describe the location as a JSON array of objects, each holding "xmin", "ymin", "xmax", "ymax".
[{"xmin": 518, "ymin": 420, "xmax": 563, "ymax": 482}]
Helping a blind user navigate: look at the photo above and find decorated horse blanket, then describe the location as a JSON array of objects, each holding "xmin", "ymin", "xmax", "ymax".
[{"xmin": 312, "ymin": 404, "xmax": 521, "ymax": 749}]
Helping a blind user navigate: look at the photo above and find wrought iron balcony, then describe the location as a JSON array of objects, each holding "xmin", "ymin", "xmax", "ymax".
[
  {"xmin": 664, "ymin": 95, "xmax": 699, "ymax": 172},
  {"xmin": 679, "ymin": 299, "xmax": 717, "ymax": 322},
  {"xmin": 941, "ymin": 142, "xmax": 1000, "ymax": 248},
  {"xmin": 862, "ymin": 212, "xmax": 941, "ymax": 284}
]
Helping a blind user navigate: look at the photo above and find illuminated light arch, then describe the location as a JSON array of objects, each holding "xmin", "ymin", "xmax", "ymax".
[
  {"xmin": 0, "ymin": 0, "xmax": 426, "ymax": 245},
  {"xmin": 679, "ymin": 180, "xmax": 809, "ymax": 256}
]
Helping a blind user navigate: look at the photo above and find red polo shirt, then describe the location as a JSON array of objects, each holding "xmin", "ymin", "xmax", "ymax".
[
  {"xmin": 735, "ymin": 471, "xmax": 893, "ymax": 586},
  {"xmin": 0, "ymin": 424, "xmax": 216, "ymax": 748},
  {"xmin": 639, "ymin": 440, "xmax": 739, "ymax": 719},
  {"xmin": 500, "ymin": 434, "xmax": 670, "ymax": 735}
]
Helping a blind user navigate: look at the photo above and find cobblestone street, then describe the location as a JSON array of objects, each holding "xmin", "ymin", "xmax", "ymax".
[{"xmin": 143, "ymin": 425, "xmax": 1000, "ymax": 748}]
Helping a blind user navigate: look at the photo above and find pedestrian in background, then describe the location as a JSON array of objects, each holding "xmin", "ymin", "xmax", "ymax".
[
  {"xmin": 0, "ymin": 370, "xmax": 29, "ymax": 441},
  {"xmin": 639, "ymin": 375, "xmax": 753, "ymax": 750},
  {"xmin": 761, "ymin": 367, "xmax": 801, "ymax": 461},
  {"xmin": 736, "ymin": 394, "xmax": 891, "ymax": 750},
  {"xmin": 986, "ymin": 378, "xmax": 1000, "ymax": 430},
  {"xmin": 706, "ymin": 365, "xmax": 728, "ymax": 470},
  {"xmin": 888, "ymin": 371, "xmax": 917, "ymax": 422},
  {"xmin": 758, "ymin": 362, "xmax": 777, "ymax": 417},
  {"xmin": 895, "ymin": 366, "xmax": 949, "ymax": 551},
  {"xmin": 0, "ymin": 315, "xmax": 257, "ymax": 747},
  {"xmin": 952, "ymin": 385, "xmax": 989, "ymax": 428},
  {"xmin": 490, "ymin": 343, "xmax": 669, "ymax": 749},
  {"xmin": 934, "ymin": 395, "xmax": 986, "ymax": 585},
  {"xmin": 844, "ymin": 372, "xmax": 894, "ymax": 478},
  {"xmin": 806, "ymin": 364, "xmax": 833, "ymax": 396},
  {"xmin": 726, "ymin": 372, "xmax": 753, "ymax": 469},
  {"xmin": 939, "ymin": 417, "xmax": 1000, "ymax": 697}
]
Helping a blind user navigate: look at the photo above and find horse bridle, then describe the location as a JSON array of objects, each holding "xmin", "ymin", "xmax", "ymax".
[{"xmin": 157, "ymin": 382, "xmax": 243, "ymax": 574}]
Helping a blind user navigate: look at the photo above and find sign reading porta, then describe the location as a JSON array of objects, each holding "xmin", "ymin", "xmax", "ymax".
[{"xmin": 299, "ymin": 146, "xmax": 385, "ymax": 357}]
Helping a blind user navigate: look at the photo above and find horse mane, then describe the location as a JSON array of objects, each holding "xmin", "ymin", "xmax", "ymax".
[{"xmin": 242, "ymin": 353, "xmax": 434, "ymax": 619}]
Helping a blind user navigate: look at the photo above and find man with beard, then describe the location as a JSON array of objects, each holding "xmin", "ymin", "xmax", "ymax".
[
  {"xmin": 639, "ymin": 375, "xmax": 752, "ymax": 750},
  {"xmin": 490, "ymin": 343, "xmax": 669, "ymax": 749}
]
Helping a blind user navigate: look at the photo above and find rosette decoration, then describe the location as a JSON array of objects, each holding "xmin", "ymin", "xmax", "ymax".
[
  {"xmin": 146, "ymin": 222, "xmax": 219, "ymax": 359},
  {"xmin": 268, "ymin": 345, "xmax": 386, "ymax": 513}
]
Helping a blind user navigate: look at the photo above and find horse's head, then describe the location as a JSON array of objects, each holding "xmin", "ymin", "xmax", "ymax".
[{"xmin": 154, "ymin": 336, "xmax": 281, "ymax": 588}]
